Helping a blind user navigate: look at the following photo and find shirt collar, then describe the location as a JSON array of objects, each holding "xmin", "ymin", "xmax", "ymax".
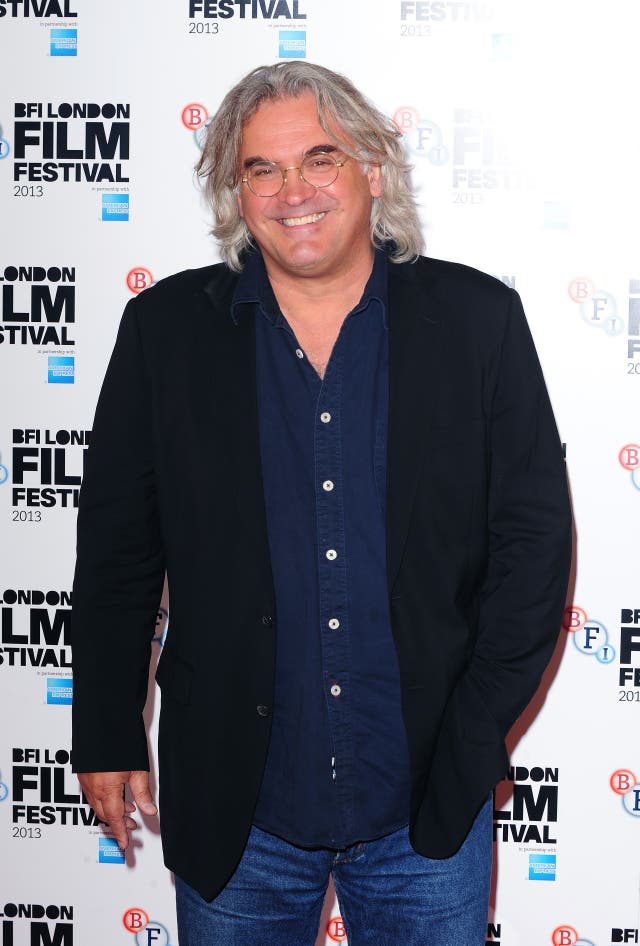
[{"xmin": 231, "ymin": 245, "xmax": 389, "ymax": 329}]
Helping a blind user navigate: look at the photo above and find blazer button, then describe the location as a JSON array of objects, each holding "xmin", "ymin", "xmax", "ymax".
[
  {"xmin": 261, "ymin": 614, "xmax": 273, "ymax": 626},
  {"xmin": 256, "ymin": 704, "xmax": 270, "ymax": 717}
]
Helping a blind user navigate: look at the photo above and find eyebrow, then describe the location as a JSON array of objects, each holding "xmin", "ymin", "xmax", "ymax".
[{"xmin": 242, "ymin": 143, "xmax": 338, "ymax": 170}]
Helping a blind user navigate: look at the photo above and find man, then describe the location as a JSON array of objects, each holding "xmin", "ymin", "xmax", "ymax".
[{"xmin": 71, "ymin": 61, "xmax": 572, "ymax": 945}]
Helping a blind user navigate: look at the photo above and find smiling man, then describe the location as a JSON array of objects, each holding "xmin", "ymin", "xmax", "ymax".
[{"xmin": 71, "ymin": 62, "xmax": 572, "ymax": 945}]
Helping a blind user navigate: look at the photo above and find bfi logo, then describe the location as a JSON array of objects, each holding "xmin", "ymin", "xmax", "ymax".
[
  {"xmin": 568, "ymin": 277, "xmax": 623, "ymax": 337},
  {"xmin": 563, "ymin": 606, "xmax": 615, "ymax": 665},
  {"xmin": 392, "ymin": 106, "xmax": 449, "ymax": 165}
]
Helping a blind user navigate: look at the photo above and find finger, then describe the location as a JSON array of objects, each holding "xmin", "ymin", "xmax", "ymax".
[
  {"xmin": 129, "ymin": 770, "xmax": 157, "ymax": 815},
  {"xmin": 101, "ymin": 793, "xmax": 129, "ymax": 848}
]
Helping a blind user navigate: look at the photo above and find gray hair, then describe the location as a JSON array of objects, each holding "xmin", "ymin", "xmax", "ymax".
[{"xmin": 196, "ymin": 61, "xmax": 424, "ymax": 271}]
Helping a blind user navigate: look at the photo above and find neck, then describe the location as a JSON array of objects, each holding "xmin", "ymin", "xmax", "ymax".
[{"xmin": 266, "ymin": 248, "xmax": 375, "ymax": 330}]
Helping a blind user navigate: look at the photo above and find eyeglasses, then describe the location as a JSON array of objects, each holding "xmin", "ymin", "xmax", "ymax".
[{"xmin": 241, "ymin": 152, "xmax": 348, "ymax": 197}]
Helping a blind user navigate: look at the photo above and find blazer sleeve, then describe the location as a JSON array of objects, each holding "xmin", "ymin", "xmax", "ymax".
[
  {"xmin": 416, "ymin": 290, "xmax": 572, "ymax": 853},
  {"xmin": 468, "ymin": 290, "xmax": 572, "ymax": 735},
  {"xmin": 71, "ymin": 298, "xmax": 165, "ymax": 774}
]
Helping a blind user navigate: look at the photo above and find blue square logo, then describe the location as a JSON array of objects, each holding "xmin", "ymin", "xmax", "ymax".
[
  {"xmin": 47, "ymin": 678, "xmax": 73, "ymax": 705},
  {"xmin": 99, "ymin": 837, "xmax": 125, "ymax": 864},
  {"xmin": 101, "ymin": 193, "xmax": 129, "ymax": 222},
  {"xmin": 279, "ymin": 30, "xmax": 306, "ymax": 59},
  {"xmin": 50, "ymin": 28, "xmax": 77, "ymax": 57},
  {"xmin": 48, "ymin": 355, "xmax": 74, "ymax": 384},
  {"xmin": 529, "ymin": 853, "xmax": 556, "ymax": 881}
]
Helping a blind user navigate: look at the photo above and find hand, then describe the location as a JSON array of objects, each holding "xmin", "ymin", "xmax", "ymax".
[{"xmin": 78, "ymin": 770, "xmax": 157, "ymax": 850}]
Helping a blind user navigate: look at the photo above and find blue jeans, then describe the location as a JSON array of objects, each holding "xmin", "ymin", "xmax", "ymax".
[{"xmin": 175, "ymin": 797, "xmax": 492, "ymax": 946}]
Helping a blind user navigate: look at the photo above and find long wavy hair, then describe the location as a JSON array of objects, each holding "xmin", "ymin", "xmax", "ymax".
[{"xmin": 196, "ymin": 61, "xmax": 424, "ymax": 271}]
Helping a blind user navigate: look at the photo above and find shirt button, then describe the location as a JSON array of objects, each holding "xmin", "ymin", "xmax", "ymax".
[
  {"xmin": 330, "ymin": 684, "xmax": 341, "ymax": 698},
  {"xmin": 328, "ymin": 618, "xmax": 340, "ymax": 630},
  {"xmin": 320, "ymin": 412, "xmax": 331, "ymax": 424},
  {"xmin": 256, "ymin": 704, "xmax": 270, "ymax": 717},
  {"xmin": 295, "ymin": 348, "xmax": 304, "ymax": 359},
  {"xmin": 261, "ymin": 614, "xmax": 273, "ymax": 626},
  {"xmin": 322, "ymin": 480, "xmax": 334, "ymax": 492},
  {"xmin": 326, "ymin": 549, "xmax": 337, "ymax": 561}
]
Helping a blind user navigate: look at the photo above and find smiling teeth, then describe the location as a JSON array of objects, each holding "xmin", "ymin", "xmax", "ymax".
[{"xmin": 280, "ymin": 212, "xmax": 326, "ymax": 227}]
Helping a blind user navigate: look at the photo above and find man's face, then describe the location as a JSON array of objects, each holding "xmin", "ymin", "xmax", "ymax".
[{"xmin": 237, "ymin": 92, "xmax": 382, "ymax": 282}]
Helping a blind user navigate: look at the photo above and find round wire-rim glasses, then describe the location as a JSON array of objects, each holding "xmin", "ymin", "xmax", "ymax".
[{"xmin": 241, "ymin": 151, "xmax": 349, "ymax": 197}]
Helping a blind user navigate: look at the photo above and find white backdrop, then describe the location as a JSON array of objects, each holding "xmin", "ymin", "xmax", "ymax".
[{"xmin": 1, "ymin": 2, "xmax": 640, "ymax": 945}]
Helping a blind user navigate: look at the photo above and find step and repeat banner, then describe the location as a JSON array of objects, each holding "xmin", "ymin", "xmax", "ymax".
[{"xmin": 1, "ymin": 2, "xmax": 639, "ymax": 944}]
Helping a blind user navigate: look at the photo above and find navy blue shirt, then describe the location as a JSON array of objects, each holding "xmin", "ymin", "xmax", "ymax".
[{"xmin": 232, "ymin": 248, "xmax": 411, "ymax": 849}]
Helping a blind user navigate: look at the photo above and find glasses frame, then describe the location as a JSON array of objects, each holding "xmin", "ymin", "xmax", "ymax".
[{"xmin": 241, "ymin": 151, "xmax": 349, "ymax": 198}]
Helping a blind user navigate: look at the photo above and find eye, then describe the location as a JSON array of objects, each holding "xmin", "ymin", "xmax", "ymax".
[
  {"xmin": 306, "ymin": 155, "xmax": 335, "ymax": 170},
  {"xmin": 251, "ymin": 163, "xmax": 278, "ymax": 179}
]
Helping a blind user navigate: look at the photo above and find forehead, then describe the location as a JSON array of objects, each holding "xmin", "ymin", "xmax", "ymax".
[{"xmin": 239, "ymin": 92, "xmax": 343, "ymax": 161}]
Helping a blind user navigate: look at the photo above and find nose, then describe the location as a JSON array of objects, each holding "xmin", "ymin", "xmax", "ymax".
[{"xmin": 280, "ymin": 167, "xmax": 316, "ymax": 204}]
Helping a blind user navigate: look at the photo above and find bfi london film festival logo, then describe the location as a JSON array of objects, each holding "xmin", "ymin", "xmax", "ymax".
[
  {"xmin": 0, "ymin": 902, "xmax": 74, "ymax": 946},
  {"xmin": 0, "ymin": 588, "xmax": 72, "ymax": 703},
  {"xmin": 0, "ymin": 264, "xmax": 76, "ymax": 384},
  {"xmin": 393, "ymin": 107, "xmax": 449, "ymax": 167},
  {"xmin": 494, "ymin": 764, "xmax": 558, "ymax": 882},
  {"xmin": 551, "ymin": 927, "xmax": 596, "ymax": 946},
  {"xmin": 9, "ymin": 101, "xmax": 130, "ymax": 219},
  {"xmin": 10, "ymin": 427, "xmax": 89, "ymax": 513},
  {"xmin": 563, "ymin": 606, "xmax": 616, "ymax": 667},
  {"xmin": 123, "ymin": 908, "xmax": 174, "ymax": 946},
  {"xmin": 10, "ymin": 746, "xmax": 103, "ymax": 829},
  {"xmin": 618, "ymin": 444, "xmax": 640, "ymax": 493},
  {"xmin": 451, "ymin": 108, "xmax": 533, "ymax": 194}
]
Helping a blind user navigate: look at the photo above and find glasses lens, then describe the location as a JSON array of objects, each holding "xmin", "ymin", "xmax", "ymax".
[
  {"xmin": 301, "ymin": 153, "xmax": 339, "ymax": 187},
  {"xmin": 247, "ymin": 162, "xmax": 284, "ymax": 196}
]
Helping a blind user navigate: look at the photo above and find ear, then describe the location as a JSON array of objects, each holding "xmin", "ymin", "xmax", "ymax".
[
  {"xmin": 236, "ymin": 189, "xmax": 245, "ymax": 219},
  {"xmin": 367, "ymin": 164, "xmax": 383, "ymax": 198}
]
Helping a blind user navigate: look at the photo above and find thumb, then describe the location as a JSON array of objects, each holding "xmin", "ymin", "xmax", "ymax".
[{"xmin": 129, "ymin": 770, "xmax": 157, "ymax": 815}]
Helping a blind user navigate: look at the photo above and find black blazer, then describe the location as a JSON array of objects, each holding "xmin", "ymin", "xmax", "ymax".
[{"xmin": 71, "ymin": 255, "xmax": 572, "ymax": 901}]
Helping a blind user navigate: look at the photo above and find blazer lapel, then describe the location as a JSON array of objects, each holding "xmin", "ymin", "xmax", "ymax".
[
  {"xmin": 387, "ymin": 261, "xmax": 443, "ymax": 592},
  {"xmin": 202, "ymin": 277, "xmax": 271, "ymax": 557}
]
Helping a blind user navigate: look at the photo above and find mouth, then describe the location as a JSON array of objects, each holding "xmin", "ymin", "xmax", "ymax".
[{"xmin": 279, "ymin": 211, "xmax": 327, "ymax": 228}]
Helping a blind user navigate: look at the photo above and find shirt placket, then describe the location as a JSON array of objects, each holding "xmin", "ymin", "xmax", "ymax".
[{"xmin": 313, "ymin": 339, "xmax": 355, "ymax": 843}]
